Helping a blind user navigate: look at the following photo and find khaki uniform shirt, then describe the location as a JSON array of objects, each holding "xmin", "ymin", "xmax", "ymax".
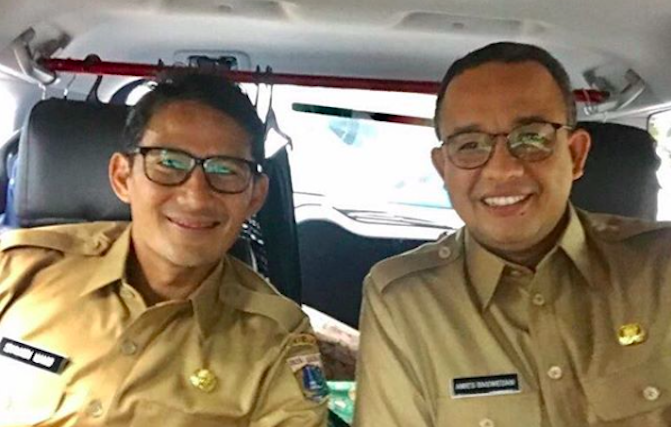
[
  {"xmin": 0, "ymin": 222, "xmax": 328, "ymax": 427},
  {"xmin": 354, "ymin": 207, "xmax": 671, "ymax": 427}
]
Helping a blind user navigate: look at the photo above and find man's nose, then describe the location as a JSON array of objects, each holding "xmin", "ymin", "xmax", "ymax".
[
  {"xmin": 480, "ymin": 137, "xmax": 525, "ymax": 180},
  {"xmin": 176, "ymin": 166, "xmax": 214, "ymax": 206}
]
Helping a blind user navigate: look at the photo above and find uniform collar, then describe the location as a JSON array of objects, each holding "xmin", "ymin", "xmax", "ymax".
[
  {"xmin": 464, "ymin": 204, "xmax": 591, "ymax": 310},
  {"xmin": 555, "ymin": 204, "xmax": 591, "ymax": 286},
  {"xmin": 190, "ymin": 258, "xmax": 227, "ymax": 338},
  {"xmin": 79, "ymin": 224, "xmax": 132, "ymax": 297},
  {"xmin": 464, "ymin": 229, "xmax": 507, "ymax": 311},
  {"xmin": 79, "ymin": 224, "xmax": 230, "ymax": 336}
]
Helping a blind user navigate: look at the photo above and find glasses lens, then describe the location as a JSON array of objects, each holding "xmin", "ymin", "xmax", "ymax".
[
  {"xmin": 203, "ymin": 157, "xmax": 253, "ymax": 193},
  {"xmin": 143, "ymin": 148, "xmax": 194, "ymax": 185},
  {"xmin": 446, "ymin": 133, "xmax": 494, "ymax": 169},
  {"xmin": 508, "ymin": 123, "xmax": 557, "ymax": 162}
]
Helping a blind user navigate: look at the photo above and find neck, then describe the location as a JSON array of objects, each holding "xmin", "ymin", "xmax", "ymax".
[
  {"xmin": 483, "ymin": 210, "xmax": 570, "ymax": 269},
  {"xmin": 125, "ymin": 246, "xmax": 217, "ymax": 306}
]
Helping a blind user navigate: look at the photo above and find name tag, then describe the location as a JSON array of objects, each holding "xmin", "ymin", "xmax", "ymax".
[
  {"xmin": 0, "ymin": 337, "xmax": 68, "ymax": 374},
  {"xmin": 452, "ymin": 373, "xmax": 520, "ymax": 398}
]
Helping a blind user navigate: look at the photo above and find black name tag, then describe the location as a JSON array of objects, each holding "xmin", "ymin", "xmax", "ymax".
[
  {"xmin": 452, "ymin": 373, "xmax": 520, "ymax": 398},
  {"xmin": 0, "ymin": 337, "xmax": 68, "ymax": 374}
]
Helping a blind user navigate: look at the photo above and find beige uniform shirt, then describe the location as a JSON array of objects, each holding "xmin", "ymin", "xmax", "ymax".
[
  {"xmin": 355, "ymin": 207, "xmax": 671, "ymax": 427},
  {"xmin": 0, "ymin": 222, "xmax": 328, "ymax": 427}
]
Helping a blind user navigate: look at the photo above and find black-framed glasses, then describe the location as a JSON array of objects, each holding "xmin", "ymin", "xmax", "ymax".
[
  {"xmin": 441, "ymin": 122, "xmax": 573, "ymax": 169},
  {"xmin": 130, "ymin": 146, "xmax": 263, "ymax": 194}
]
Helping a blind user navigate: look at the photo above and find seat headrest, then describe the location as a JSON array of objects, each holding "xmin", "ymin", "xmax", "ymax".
[
  {"xmin": 571, "ymin": 121, "xmax": 660, "ymax": 221},
  {"xmin": 13, "ymin": 99, "xmax": 131, "ymax": 227}
]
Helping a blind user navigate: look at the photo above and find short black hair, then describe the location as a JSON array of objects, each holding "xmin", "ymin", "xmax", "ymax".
[
  {"xmin": 434, "ymin": 42, "xmax": 576, "ymax": 139},
  {"xmin": 124, "ymin": 72, "xmax": 265, "ymax": 163}
]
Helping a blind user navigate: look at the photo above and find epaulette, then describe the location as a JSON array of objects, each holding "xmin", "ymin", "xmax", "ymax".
[
  {"xmin": 225, "ymin": 257, "xmax": 306, "ymax": 333},
  {"xmin": 0, "ymin": 222, "xmax": 128, "ymax": 256},
  {"xmin": 579, "ymin": 210, "xmax": 671, "ymax": 242},
  {"xmin": 370, "ymin": 229, "xmax": 461, "ymax": 292}
]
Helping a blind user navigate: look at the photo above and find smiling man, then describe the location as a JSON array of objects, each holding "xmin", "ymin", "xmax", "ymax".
[
  {"xmin": 354, "ymin": 42, "xmax": 671, "ymax": 426},
  {"xmin": 0, "ymin": 74, "xmax": 328, "ymax": 426}
]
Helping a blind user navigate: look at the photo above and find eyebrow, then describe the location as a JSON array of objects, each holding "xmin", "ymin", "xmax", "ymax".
[
  {"xmin": 445, "ymin": 124, "xmax": 483, "ymax": 139},
  {"xmin": 513, "ymin": 115, "xmax": 552, "ymax": 126},
  {"xmin": 445, "ymin": 115, "xmax": 554, "ymax": 139}
]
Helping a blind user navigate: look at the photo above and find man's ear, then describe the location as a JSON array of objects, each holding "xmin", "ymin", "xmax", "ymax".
[
  {"xmin": 431, "ymin": 147, "xmax": 447, "ymax": 178},
  {"xmin": 568, "ymin": 128, "xmax": 591, "ymax": 181},
  {"xmin": 246, "ymin": 173, "xmax": 269, "ymax": 218},
  {"xmin": 109, "ymin": 153, "xmax": 133, "ymax": 204}
]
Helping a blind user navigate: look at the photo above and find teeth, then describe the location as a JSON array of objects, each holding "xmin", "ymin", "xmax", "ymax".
[
  {"xmin": 483, "ymin": 195, "xmax": 527, "ymax": 207},
  {"xmin": 171, "ymin": 218, "xmax": 217, "ymax": 229}
]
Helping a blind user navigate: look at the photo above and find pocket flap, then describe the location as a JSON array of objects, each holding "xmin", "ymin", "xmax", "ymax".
[
  {"xmin": 584, "ymin": 357, "xmax": 671, "ymax": 422},
  {"xmin": 436, "ymin": 392, "xmax": 541, "ymax": 426}
]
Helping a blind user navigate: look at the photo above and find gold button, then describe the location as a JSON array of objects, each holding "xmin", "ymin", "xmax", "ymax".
[
  {"xmin": 121, "ymin": 340, "xmax": 138, "ymax": 356},
  {"xmin": 479, "ymin": 418, "xmax": 495, "ymax": 427},
  {"xmin": 86, "ymin": 400, "xmax": 103, "ymax": 417},
  {"xmin": 643, "ymin": 386, "xmax": 660, "ymax": 401},
  {"xmin": 547, "ymin": 366, "xmax": 563, "ymax": 380},
  {"xmin": 509, "ymin": 269, "xmax": 522, "ymax": 277},
  {"xmin": 618, "ymin": 323, "xmax": 647, "ymax": 346},
  {"xmin": 438, "ymin": 246, "xmax": 452, "ymax": 259},
  {"xmin": 532, "ymin": 294, "xmax": 546, "ymax": 306},
  {"xmin": 190, "ymin": 369, "xmax": 217, "ymax": 393}
]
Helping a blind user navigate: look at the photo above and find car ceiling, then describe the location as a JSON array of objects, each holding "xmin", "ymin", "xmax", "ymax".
[{"xmin": 0, "ymin": 0, "xmax": 670, "ymax": 118}]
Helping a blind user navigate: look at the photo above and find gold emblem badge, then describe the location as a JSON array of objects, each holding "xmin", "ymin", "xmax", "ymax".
[
  {"xmin": 618, "ymin": 323, "xmax": 647, "ymax": 346},
  {"xmin": 290, "ymin": 333, "xmax": 318, "ymax": 348},
  {"xmin": 190, "ymin": 368, "xmax": 217, "ymax": 393}
]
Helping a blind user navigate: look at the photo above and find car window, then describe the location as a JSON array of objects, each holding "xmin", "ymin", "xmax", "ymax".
[{"xmin": 266, "ymin": 85, "xmax": 463, "ymax": 239}]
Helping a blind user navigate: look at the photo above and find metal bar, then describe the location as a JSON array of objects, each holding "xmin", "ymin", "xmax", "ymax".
[{"xmin": 40, "ymin": 57, "xmax": 608, "ymax": 102}]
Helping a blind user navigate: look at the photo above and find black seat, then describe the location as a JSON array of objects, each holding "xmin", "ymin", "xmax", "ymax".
[
  {"xmin": 571, "ymin": 121, "xmax": 660, "ymax": 220},
  {"xmin": 9, "ymin": 98, "xmax": 130, "ymax": 226}
]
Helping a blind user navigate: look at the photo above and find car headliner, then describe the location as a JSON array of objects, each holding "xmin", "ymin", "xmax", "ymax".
[{"xmin": 0, "ymin": 0, "xmax": 668, "ymax": 122}]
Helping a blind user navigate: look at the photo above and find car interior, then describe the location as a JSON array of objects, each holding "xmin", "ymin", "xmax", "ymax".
[{"xmin": 0, "ymin": 0, "xmax": 669, "ymax": 424}]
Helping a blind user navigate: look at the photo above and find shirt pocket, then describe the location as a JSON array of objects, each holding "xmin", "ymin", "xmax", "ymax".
[
  {"xmin": 583, "ymin": 356, "xmax": 671, "ymax": 423},
  {"xmin": 0, "ymin": 357, "xmax": 65, "ymax": 426},
  {"xmin": 435, "ymin": 392, "xmax": 541, "ymax": 427},
  {"xmin": 131, "ymin": 400, "xmax": 247, "ymax": 427}
]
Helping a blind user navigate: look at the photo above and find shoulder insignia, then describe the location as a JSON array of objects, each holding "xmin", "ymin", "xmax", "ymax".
[
  {"xmin": 370, "ymin": 229, "xmax": 462, "ymax": 292},
  {"xmin": 288, "ymin": 354, "xmax": 329, "ymax": 403},
  {"xmin": 0, "ymin": 222, "xmax": 127, "ymax": 255},
  {"xmin": 285, "ymin": 332, "xmax": 329, "ymax": 403}
]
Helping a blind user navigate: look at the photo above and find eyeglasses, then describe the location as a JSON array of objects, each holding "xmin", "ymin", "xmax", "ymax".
[
  {"xmin": 130, "ymin": 146, "xmax": 263, "ymax": 194},
  {"xmin": 441, "ymin": 122, "xmax": 572, "ymax": 169}
]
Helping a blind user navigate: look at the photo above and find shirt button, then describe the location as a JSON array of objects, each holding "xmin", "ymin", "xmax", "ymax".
[
  {"xmin": 532, "ymin": 293, "xmax": 546, "ymax": 306},
  {"xmin": 438, "ymin": 246, "xmax": 452, "ymax": 259},
  {"xmin": 86, "ymin": 400, "xmax": 104, "ymax": 418},
  {"xmin": 121, "ymin": 340, "xmax": 138, "ymax": 356},
  {"xmin": 643, "ymin": 386, "xmax": 661, "ymax": 401},
  {"xmin": 547, "ymin": 366, "xmax": 563, "ymax": 380},
  {"xmin": 479, "ymin": 418, "xmax": 495, "ymax": 427},
  {"xmin": 509, "ymin": 269, "xmax": 523, "ymax": 277}
]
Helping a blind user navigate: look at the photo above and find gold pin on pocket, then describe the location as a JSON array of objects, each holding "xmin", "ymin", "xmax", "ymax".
[
  {"xmin": 190, "ymin": 368, "xmax": 217, "ymax": 393},
  {"xmin": 618, "ymin": 323, "xmax": 647, "ymax": 346}
]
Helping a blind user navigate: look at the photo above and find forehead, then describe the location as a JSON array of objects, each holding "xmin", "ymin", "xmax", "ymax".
[
  {"xmin": 143, "ymin": 100, "xmax": 253, "ymax": 155},
  {"xmin": 439, "ymin": 61, "xmax": 567, "ymax": 134}
]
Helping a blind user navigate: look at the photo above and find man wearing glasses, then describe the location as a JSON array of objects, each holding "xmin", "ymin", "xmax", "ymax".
[
  {"xmin": 0, "ymin": 74, "xmax": 328, "ymax": 426},
  {"xmin": 355, "ymin": 42, "xmax": 671, "ymax": 426}
]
